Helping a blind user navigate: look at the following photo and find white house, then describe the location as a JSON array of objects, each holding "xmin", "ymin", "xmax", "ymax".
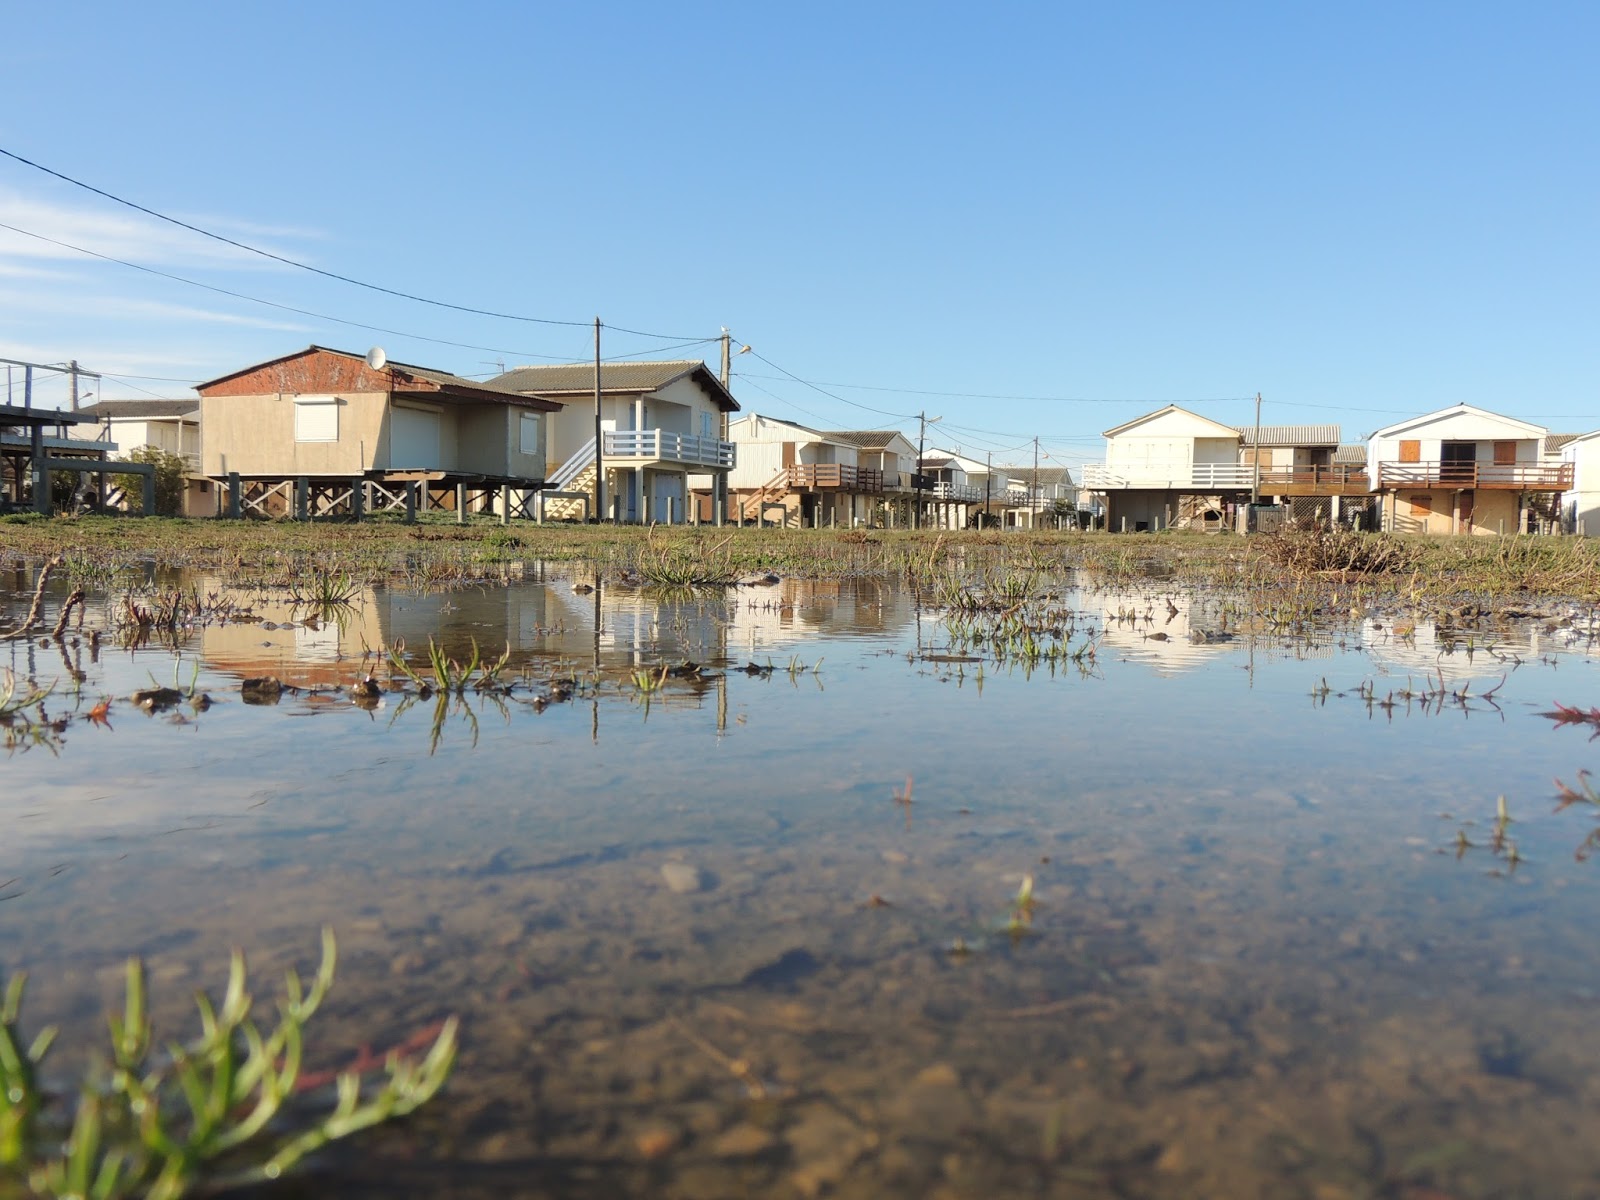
[
  {"xmin": 1079, "ymin": 406, "xmax": 1252, "ymax": 531},
  {"xmin": 491, "ymin": 360, "xmax": 737, "ymax": 524},
  {"xmin": 75, "ymin": 399, "xmax": 211, "ymax": 516},
  {"xmin": 1556, "ymin": 431, "xmax": 1600, "ymax": 536},
  {"xmin": 1367, "ymin": 404, "xmax": 1569, "ymax": 535}
]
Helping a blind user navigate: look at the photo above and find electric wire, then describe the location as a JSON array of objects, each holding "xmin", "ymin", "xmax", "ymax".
[
  {"xmin": 0, "ymin": 219, "xmax": 595, "ymax": 363},
  {"xmin": 0, "ymin": 146, "xmax": 712, "ymax": 342}
]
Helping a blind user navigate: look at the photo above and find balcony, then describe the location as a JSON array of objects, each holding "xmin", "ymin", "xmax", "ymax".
[
  {"xmin": 603, "ymin": 429, "xmax": 734, "ymax": 470},
  {"xmin": 1080, "ymin": 463, "xmax": 1254, "ymax": 490},
  {"xmin": 786, "ymin": 464, "xmax": 883, "ymax": 491},
  {"xmin": 1253, "ymin": 465, "xmax": 1370, "ymax": 496},
  {"xmin": 928, "ymin": 481, "xmax": 983, "ymax": 502},
  {"xmin": 1376, "ymin": 461, "xmax": 1573, "ymax": 491}
]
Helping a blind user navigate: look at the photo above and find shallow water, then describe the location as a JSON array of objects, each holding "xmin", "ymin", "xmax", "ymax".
[{"xmin": 4, "ymin": 567, "xmax": 1600, "ymax": 1198}]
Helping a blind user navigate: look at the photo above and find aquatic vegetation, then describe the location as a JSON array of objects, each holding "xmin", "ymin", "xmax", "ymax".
[
  {"xmin": 1540, "ymin": 701, "xmax": 1600, "ymax": 740},
  {"xmin": 387, "ymin": 637, "xmax": 513, "ymax": 695},
  {"xmin": 633, "ymin": 528, "xmax": 740, "ymax": 587},
  {"xmin": 0, "ymin": 929, "xmax": 457, "ymax": 1200},
  {"xmin": 287, "ymin": 567, "xmax": 362, "ymax": 608},
  {"xmin": 0, "ymin": 670, "xmax": 52, "ymax": 720}
]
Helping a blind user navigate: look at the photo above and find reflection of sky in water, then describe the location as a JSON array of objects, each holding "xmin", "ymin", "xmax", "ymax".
[{"xmin": 5, "ymin": 572, "xmax": 1600, "ymax": 1198}]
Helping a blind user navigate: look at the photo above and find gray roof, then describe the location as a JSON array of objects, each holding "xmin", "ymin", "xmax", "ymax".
[
  {"xmin": 1546, "ymin": 432, "xmax": 1581, "ymax": 451},
  {"xmin": 1233, "ymin": 424, "xmax": 1341, "ymax": 446},
  {"xmin": 1332, "ymin": 443, "xmax": 1367, "ymax": 463},
  {"xmin": 818, "ymin": 430, "xmax": 907, "ymax": 449},
  {"xmin": 78, "ymin": 399, "xmax": 198, "ymax": 420},
  {"xmin": 490, "ymin": 360, "xmax": 739, "ymax": 411},
  {"xmin": 996, "ymin": 465, "xmax": 1075, "ymax": 487}
]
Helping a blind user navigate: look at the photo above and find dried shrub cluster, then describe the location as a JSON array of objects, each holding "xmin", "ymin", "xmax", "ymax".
[{"xmin": 1257, "ymin": 526, "xmax": 1417, "ymax": 575}]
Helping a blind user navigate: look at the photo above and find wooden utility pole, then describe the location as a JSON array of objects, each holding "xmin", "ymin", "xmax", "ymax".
[
  {"xmin": 915, "ymin": 412, "xmax": 928, "ymax": 530},
  {"xmin": 1033, "ymin": 436, "xmax": 1040, "ymax": 530},
  {"xmin": 1250, "ymin": 391, "xmax": 1263, "ymax": 509},
  {"xmin": 984, "ymin": 450, "xmax": 992, "ymax": 528},
  {"xmin": 593, "ymin": 318, "xmax": 605, "ymax": 522}
]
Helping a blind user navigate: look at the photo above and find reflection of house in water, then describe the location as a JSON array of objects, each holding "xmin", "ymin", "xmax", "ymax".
[
  {"xmin": 1362, "ymin": 616, "xmax": 1591, "ymax": 684},
  {"xmin": 1094, "ymin": 588, "xmax": 1242, "ymax": 675},
  {"xmin": 724, "ymin": 578, "xmax": 916, "ymax": 658},
  {"xmin": 198, "ymin": 574, "xmax": 744, "ymax": 688}
]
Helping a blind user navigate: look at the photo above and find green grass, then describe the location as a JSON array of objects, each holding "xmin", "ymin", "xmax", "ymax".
[{"xmin": 1, "ymin": 517, "xmax": 1596, "ymax": 600}]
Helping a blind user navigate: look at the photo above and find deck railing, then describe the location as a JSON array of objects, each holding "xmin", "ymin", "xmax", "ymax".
[
  {"xmin": 604, "ymin": 429, "xmax": 735, "ymax": 469},
  {"xmin": 1377, "ymin": 461, "xmax": 1573, "ymax": 490},
  {"xmin": 786, "ymin": 464, "xmax": 884, "ymax": 491},
  {"xmin": 929, "ymin": 481, "xmax": 983, "ymax": 502},
  {"xmin": 1253, "ymin": 465, "xmax": 1370, "ymax": 492}
]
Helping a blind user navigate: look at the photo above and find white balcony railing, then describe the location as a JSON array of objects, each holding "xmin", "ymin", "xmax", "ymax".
[
  {"xmin": 604, "ymin": 429, "xmax": 735, "ymax": 469},
  {"xmin": 929, "ymin": 482, "xmax": 983, "ymax": 502},
  {"xmin": 1080, "ymin": 462, "xmax": 1255, "ymax": 490}
]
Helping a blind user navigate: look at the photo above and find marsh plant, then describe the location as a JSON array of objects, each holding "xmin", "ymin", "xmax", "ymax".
[
  {"xmin": 0, "ymin": 929, "xmax": 457, "ymax": 1200},
  {"xmin": 387, "ymin": 637, "xmax": 513, "ymax": 695}
]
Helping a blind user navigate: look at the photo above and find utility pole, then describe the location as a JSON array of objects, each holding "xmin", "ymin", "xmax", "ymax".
[
  {"xmin": 1250, "ymin": 391, "xmax": 1263, "ymax": 509},
  {"xmin": 720, "ymin": 328, "xmax": 732, "ymax": 389},
  {"xmin": 593, "ymin": 318, "xmax": 606, "ymax": 523},
  {"xmin": 984, "ymin": 450, "xmax": 992, "ymax": 528},
  {"xmin": 915, "ymin": 411, "xmax": 928, "ymax": 531},
  {"xmin": 68, "ymin": 360, "xmax": 80, "ymax": 411},
  {"xmin": 1033, "ymin": 436, "xmax": 1040, "ymax": 530}
]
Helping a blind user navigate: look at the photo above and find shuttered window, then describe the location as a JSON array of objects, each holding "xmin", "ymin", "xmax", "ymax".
[{"xmin": 294, "ymin": 396, "xmax": 338, "ymax": 442}]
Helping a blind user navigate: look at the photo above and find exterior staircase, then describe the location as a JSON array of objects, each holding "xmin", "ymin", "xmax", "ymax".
[
  {"xmin": 541, "ymin": 439, "xmax": 597, "ymax": 520},
  {"xmin": 738, "ymin": 470, "xmax": 797, "ymax": 526}
]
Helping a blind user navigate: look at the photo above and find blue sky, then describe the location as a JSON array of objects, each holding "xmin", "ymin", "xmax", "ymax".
[{"xmin": 1, "ymin": 1, "xmax": 1594, "ymax": 472}]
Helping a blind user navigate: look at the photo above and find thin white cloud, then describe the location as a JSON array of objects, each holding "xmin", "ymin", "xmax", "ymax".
[
  {"xmin": 0, "ymin": 287, "xmax": 310, "ymax": 332},
  {"xmin": 0, "ymin": 189, "xmax": 311, "ymax": 271},
  {"xmin": 0, "ymin": 260, "xmax": 72, "ymax": 281}
]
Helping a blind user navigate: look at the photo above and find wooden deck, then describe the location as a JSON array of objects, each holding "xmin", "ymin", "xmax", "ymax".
[
  {"xmin": 1377, "ymin": 462, "xmax": 1573, "ymax": 490},
  {"xmin": 786, "ymin": 464, "xmax": 884, "ymax": 491},
  {"xmin": 1255, "ymin": 465, "xmax": 1371, "ymax": 496}
]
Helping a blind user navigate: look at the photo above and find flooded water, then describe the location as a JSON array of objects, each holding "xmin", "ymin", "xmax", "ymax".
[{"xmin": 5, "ymin": 564, "xmax": 1600, "ymax": 1198}]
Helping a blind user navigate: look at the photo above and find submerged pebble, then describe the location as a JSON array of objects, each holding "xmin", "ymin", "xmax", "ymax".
[{"xmin": 659, "ymin": 863, "xmax": 702, "ymax": 894}]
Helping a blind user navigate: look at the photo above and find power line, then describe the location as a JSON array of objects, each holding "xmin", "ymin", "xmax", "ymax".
[
  {"xmin": 743, "ymin": 351, "xmax": 918, "ymax": 422},
  {"xmin": 736, "ymin": 371, "xmax": 1253, "ymax": 408},
  {"xmin": 0, "ymin": 146, "xmax": 714, "ymax": 342},
  {"xmin": 0, "ymin": 219, "xmax": 593, "ymax": 363}
]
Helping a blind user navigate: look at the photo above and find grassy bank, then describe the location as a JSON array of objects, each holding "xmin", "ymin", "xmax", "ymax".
[{"xmin": 0, "ymin": 514, "xmax": 1596, "ymax": 601}]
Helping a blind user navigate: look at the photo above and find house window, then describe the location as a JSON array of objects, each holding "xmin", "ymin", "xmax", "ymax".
[
  {"xmin": 1399, "ymin": 440, "xmax": 1421, "ymax": 463},
  {"xmin": 1409, "ymin": 494, "xmax": 1432, "ymax": 515},
  {"xmin": 294, "ymin": 396, "xmax": 339, "ymax": 442},
  {"xmin": 519, "ymin": 412, "xmax": 541, "ymax": 457}
]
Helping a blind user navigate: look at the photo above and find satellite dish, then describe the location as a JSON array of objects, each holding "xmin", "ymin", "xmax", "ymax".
[{"xmin": 365, "ymin": 346, "xmax": 388, "ymax": 371}]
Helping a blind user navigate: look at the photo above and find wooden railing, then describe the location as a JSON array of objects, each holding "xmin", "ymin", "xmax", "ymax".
[
  {"xmin": 1377, "ymin": 461, "xmax": 1573, "ymax": 490},
  {"xmin": 786, "ymin": 464, "xmax": 883, "ymax": 491},
  {"xmin": 1254, "ymin": 465, "xmax": 1370, "ymax": 493}
]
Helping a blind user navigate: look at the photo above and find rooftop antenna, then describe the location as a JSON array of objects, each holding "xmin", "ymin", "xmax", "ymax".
[{"xmin": 365, "ymin": 346, "xmax": 388, "ymax": 371}]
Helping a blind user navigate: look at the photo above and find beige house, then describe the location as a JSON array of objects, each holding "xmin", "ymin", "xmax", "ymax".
[
  {"xmin": 75, "ymin": 399, "xmax": 211, "ymax": 516},
  {"xmin": 1367, "ymin": 404, "xmax": 1570, "ymax": 535},
  {"xmin": 197, "ymin": 346, "xmax": 559, "ymax": 516},
  {"xmin": 490, "ymin": 360, "xmax": 737, "ymax": 524},
  {"xmin": 725, "ymin": 414, "xmax": 881, "ymax": 527}
]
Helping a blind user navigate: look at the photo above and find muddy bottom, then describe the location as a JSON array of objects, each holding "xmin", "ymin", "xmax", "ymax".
[{"xmin": 4, "ymin": 570, "xmax": 1600, "ymax": 1198}]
